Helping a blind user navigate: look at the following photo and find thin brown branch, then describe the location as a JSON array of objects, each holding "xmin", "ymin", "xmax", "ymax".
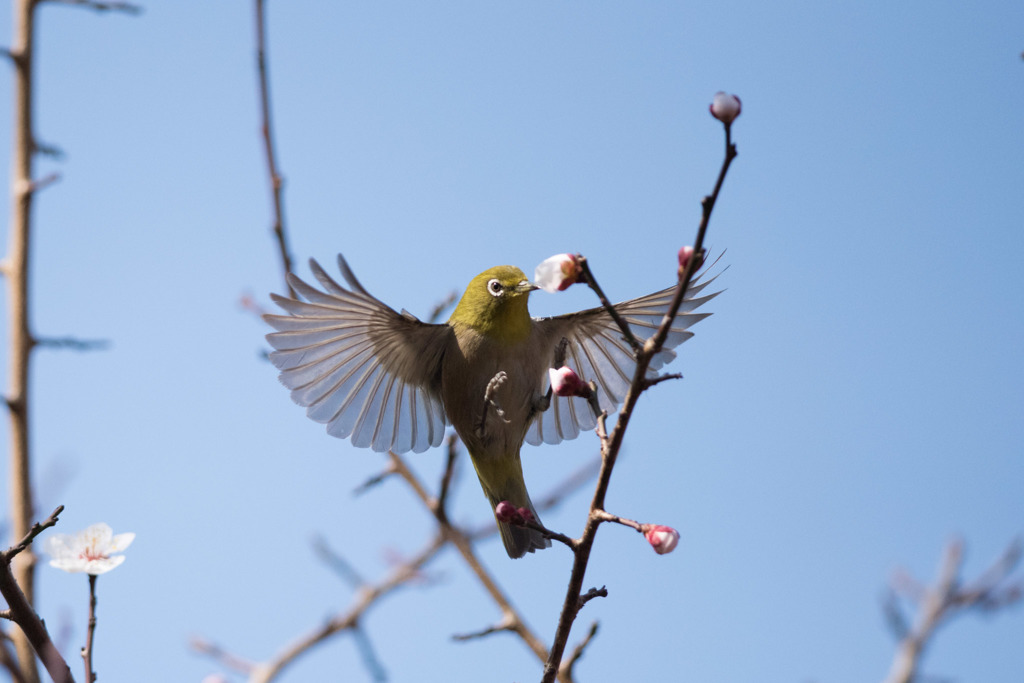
[
  {"xmin": 436, "ymin": 434, "xmax": 459, "ymax": 518},
  {"xmin": 254, "ymin": 0, "xmax": 294, "ymax": 297},
  {"xmin": 540, "ymin": 117, "xmax": 738, "ymax": 683},
  {"xmin": 576, "ymin": 258, "xmax": 641, "ymax": 354},
  {"xmin": 558, "ymin": 621, "xmax": 598, "ymax": 682},
  {"xmin": 451, "ymin": 613, "xmax": 516, "ymax": 641},
  {"xmin": 82, "ymin": 575, "xmax": 97, "ymax": 683},
  {"xmin": 0, "ymin": 508, "xmax": 74, "ymax": 683}
]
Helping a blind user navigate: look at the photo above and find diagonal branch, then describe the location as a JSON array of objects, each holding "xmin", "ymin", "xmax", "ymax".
[
  {"xmin": 541, "ymin": 117, "xmax": 738, "ymax": 683},
  {"xmin": 254, "ymin": 0, "xmax": 294, "ymax": 297}
]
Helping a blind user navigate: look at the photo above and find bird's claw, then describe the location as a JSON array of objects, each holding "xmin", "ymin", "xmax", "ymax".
[{"xmin": 477, "ymin": 371, "xmax": 512, "ymax": 438}]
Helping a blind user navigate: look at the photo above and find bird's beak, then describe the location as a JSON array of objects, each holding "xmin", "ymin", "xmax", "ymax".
[{"xmin": 518, "ymin": 281, "xmax": 540, "ymax": 293}]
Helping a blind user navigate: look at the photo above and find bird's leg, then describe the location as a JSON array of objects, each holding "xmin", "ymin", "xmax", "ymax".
[
  {"xmin": 531, "ymin": 337, "xmax": 570, "ymax": 416},
  {"xmin": 477, "ymin": 370, "xmax": 512, "ymax": 438}
]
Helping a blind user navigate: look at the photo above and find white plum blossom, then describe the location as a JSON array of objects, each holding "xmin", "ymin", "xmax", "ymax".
[
  {"xmin": 44, "ymin": 523, "xmax": 135, "ymax": 575},
  {"xmin": 709, "ymin": 92, "xmax": 742, "ymax": 124},
  {"xmin": 533, "ymin": 253, "xmax": 581, "ymax": 293}
]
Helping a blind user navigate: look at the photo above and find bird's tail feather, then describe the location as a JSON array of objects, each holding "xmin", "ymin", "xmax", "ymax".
[{"xmin": 471, "ymin": 453, "xmax": 552, "ymax": 559}]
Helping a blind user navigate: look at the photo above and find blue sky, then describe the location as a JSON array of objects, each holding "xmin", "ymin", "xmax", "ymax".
[{"xmin": 1, "ymin": 1, "xmax": 1022, "ymax": 682}]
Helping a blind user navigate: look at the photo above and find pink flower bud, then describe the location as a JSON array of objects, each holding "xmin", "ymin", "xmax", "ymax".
[
  {"xmin": 517, "ymin": 507, "xmax": 534, "ymax": 523},
  {"xmin": 643, "ymin": 524, "xmax": 680, "ymax": 555},
  {"xmin": 548, "ymin": 366, "xmax": 592, "ymax": 398},
  {"xmin": 709, "ymin": 92, "xmax": 742, "ymax": 124},
  {"xmin": 677, "ymin": 246, "xmax": 704, "ymax": 272},
  {"xmin": 534, "ymin": 253, "xmax": 581, "ymax": 293},
  {"xmin": 495, "ymin": 501, "xmax": 521, "ymax": 524}
]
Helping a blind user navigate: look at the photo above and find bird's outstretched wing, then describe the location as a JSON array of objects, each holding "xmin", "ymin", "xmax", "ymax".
[
  {"xmin": 264, "ymin": 256, "xmax": 451, "ymax": 454},
  {"xmin": 526, "ymin": 271, "xmax": 721, "ymax": 446}
]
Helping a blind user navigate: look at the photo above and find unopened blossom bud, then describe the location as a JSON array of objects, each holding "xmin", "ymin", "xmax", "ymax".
[
  {"xmin": 548, "ymin": 366, "xmax": 592, "ymax": 398},
  {"xmin": 495, "ymin": 500, "xmax": 523, "ymax": 524},
  {"xmin": 534, "ymin": 253, "xmax": 582, "ymax": 293},
  {"xmin": 643, "ymin": 524, "xmax": 680, "ymax": 555},
  {"xmin": 677, "ymin": 246, "xmax": 704, "ymax": 272},
  {"xmin": 517, "ymin": 507, "xmax": 534, "ymax": 523},
  {"xmin": 709, "ymin": 92, "xmax": 742, "ymax": 124}
]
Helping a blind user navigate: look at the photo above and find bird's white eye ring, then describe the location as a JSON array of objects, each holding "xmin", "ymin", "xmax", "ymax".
[{"xmin": 487, "ymin": 279, "xmax": 503, "ymax": 297}]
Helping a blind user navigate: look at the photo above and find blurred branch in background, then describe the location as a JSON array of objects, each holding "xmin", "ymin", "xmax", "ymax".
[
  {"xmin": 193, "ymin": 442, "xmax": 599, "ymax": 682},
  {"xmin": 882, "ymin": 537, "xmax": 1022, "ymax": 683}
]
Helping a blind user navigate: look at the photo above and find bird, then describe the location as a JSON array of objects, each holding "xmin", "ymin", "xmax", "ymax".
[{"xmin": 263, "ymin": 255, "xmax": 718, "ymax": 558}]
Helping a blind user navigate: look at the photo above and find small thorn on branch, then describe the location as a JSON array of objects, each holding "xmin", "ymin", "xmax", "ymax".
[
  {"xmin": 35, "ymin": 336, "xmax": 110, "ymax": 352},
  {"xmin": 45, "ymin": 0, "xmax": 143, "ymax": 14},
  {"xmin": 577, "ymin": 586, "xmax": 607, "ymax": 610},
  {"xmin": 642, "ymin": 372, "xmax": 683, "ymax": 390}
]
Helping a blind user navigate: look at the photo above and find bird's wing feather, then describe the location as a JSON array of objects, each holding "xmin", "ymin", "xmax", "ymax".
[
  {"xmin": 264, "ymin": 256, "xmax": 450, "ymax": 454},
  {"xmin": 526, "ymin": 271, "xmax": 721, "ymax": 446}
]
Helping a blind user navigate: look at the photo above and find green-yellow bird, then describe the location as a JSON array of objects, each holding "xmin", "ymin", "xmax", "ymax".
[{"xmin": 264, "ymin": 255, "xmax": 717, "ymax": 558}]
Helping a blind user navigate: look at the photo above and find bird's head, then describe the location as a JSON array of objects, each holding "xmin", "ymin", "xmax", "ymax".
[{"xmin": 449, "ymin": 265, "xmax": 537, "ymax": 342}]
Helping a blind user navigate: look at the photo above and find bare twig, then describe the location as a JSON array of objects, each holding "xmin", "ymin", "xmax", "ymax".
[
  {"xmin": 350, "ymin": 625, "xmax": 387, "ymax": 683},
  {"xmin": 576, "ymin": 258, "xmax": 642, "ymax": 354},
  {"xmin": 883, "ymin": 537, "xmax": 1023, "ymax": 683},
  {"xmin": 42, "ymin": 0, "xmax": 141, "ymax": 13},
  {"xmin": 541, "ymin": 118, "xmax": 738, "ymax": 683},
  {"xmin": 82, "ymin": 575, "xmax": 97, "ymax": 683},
  {"xmin": 0, "ymin": 508, "xmax": 74, "ymax": 683},
  {"xmin": 558, "ymin": 621, "xmax": 598, "ymax": 682},
  {"xmin": 452, "ymin": 613, "xmax": 517, "ymax": 641},
  {"xmin": 311, "ymin": 534, "xmax": 365, "ymax": 589},
  {"xmin": 426, "ymin": 291, "xmax": 458, "ymax": 324},
  {"xmin": 352, "ymin": 462, "xmax": 398, "ymax": 495},
  {"xmin": 436, "ymin": 434, "xmax": 460, "ymax": 518},
  {"xmin": 255, "ymin": 0, "xmax": 294, "ymax": 296},
  {"xmin": 34, "ymin": 336, "xmax": 110, "ymax": 352}
]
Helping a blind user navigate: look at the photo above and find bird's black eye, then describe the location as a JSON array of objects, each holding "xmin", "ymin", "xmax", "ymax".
[{"xmin": 487, "ymin": 279, "xmax": 503, "ymax": 297}]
